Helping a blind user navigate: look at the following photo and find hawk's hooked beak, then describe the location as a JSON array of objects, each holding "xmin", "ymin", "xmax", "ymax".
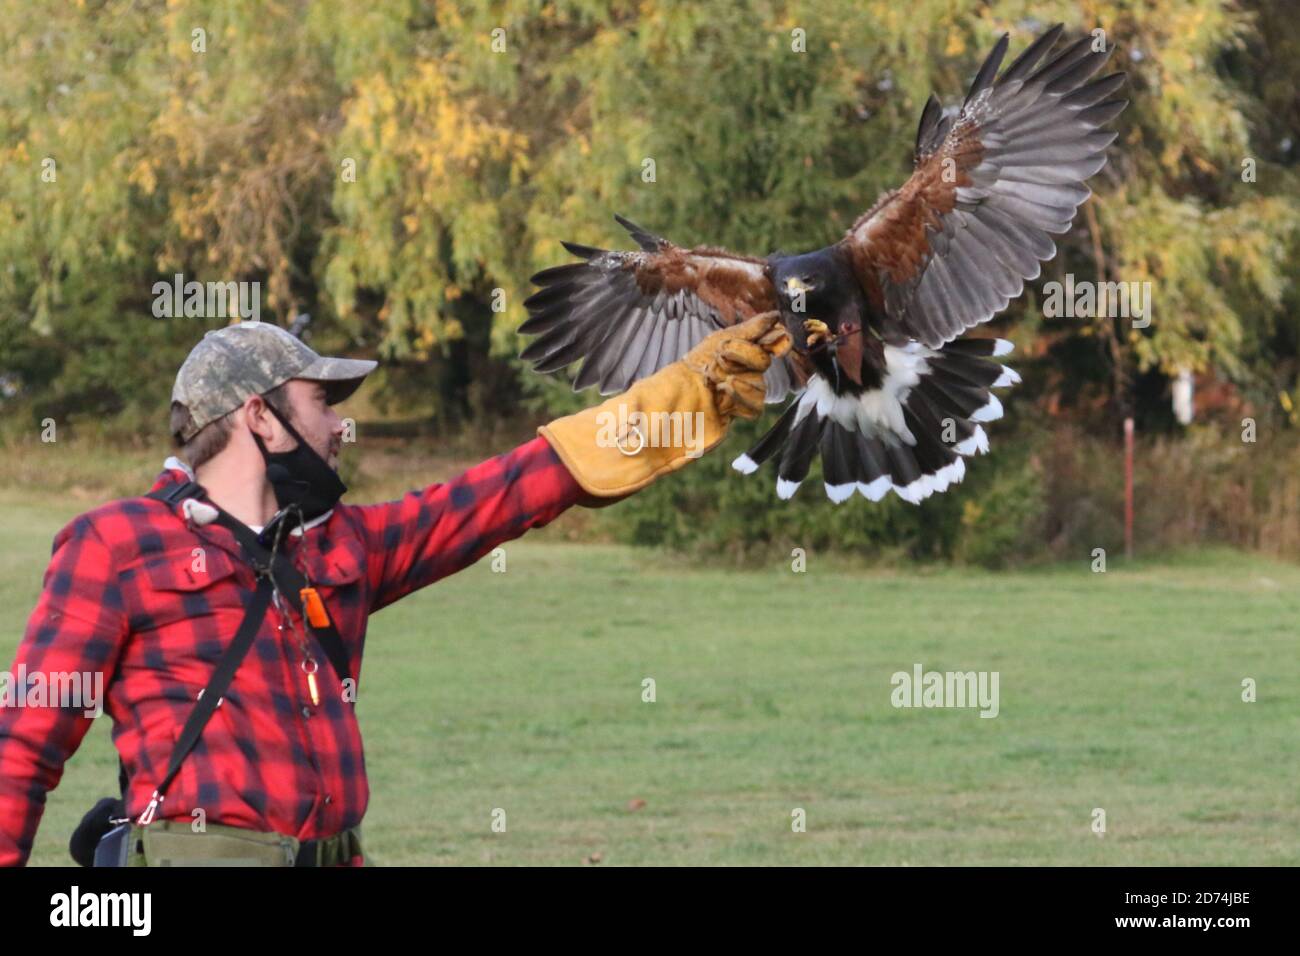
[{"xmin": 784, "ymin": 277, "xmax": 811, "ymax": 296}]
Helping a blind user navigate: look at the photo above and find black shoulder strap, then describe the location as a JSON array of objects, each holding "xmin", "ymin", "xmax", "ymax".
[
  {"xmin": 148, "ymin": 479, "xmax": 203, "ymax": 506},
  {"xmin": 127, "ymin": 480, "xmax": 354, "ymax": 820},
  {"xmin": 144, "ymin": 481, "xmax": 352, "ymax": 683},
  {"xmin": 205, "ymin": 509, "xmax": 353, "ymax": 685},
  {"xmin": 137, "ymin": 576, "xmax": 274, "ymax": 822}
]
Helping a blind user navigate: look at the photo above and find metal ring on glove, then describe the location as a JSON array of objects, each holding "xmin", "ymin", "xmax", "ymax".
[{"xmin": 616, "ymin": 425, "xmax": 646, "ymax": 456}]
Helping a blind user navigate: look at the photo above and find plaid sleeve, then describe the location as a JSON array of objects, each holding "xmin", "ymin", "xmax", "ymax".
[
  {"xmin": 0, "ymin": 516, "xmax": 128, "ymax": 867},
  {"xmin": 349, "ymin": 436, "xmax": 583, "ymax": 613}
]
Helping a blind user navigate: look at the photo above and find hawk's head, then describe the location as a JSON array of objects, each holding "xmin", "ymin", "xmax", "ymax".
[{"xmin": 771, "ymin": 248, "xmax": 864, "ymax": 345}]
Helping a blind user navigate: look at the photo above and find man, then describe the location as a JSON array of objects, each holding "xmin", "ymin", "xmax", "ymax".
[{"xmin": 0, "ymin": 315, "xmax": 789, "ymax": 866}]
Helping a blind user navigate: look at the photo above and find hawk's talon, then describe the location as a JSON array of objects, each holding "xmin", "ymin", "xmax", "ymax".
[{"xmin": 803, "ymin": 318, "xmax": 830, "ymax": 346}]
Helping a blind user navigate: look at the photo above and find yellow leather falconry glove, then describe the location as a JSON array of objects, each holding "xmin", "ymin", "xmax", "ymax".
[{"xmin": 539, "ymin": 311, "xmax": 792, "ymax": 499}]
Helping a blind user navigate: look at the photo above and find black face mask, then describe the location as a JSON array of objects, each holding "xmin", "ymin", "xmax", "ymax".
[{"xmin": 252, "ymin": 401, "xmax": 346, "ymax": 527}]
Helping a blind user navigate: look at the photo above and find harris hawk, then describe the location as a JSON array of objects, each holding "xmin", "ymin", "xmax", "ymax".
[{"xmin": 520, "ymin": 25, "xmax": 1126, "ymax": 503}]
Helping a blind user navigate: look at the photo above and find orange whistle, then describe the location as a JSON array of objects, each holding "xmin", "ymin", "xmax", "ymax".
[{"xmin": 300, "ymin": 587, "xmax": 330, "ymax": 628}]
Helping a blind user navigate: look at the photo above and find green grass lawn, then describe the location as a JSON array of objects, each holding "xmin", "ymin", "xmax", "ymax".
[{"xmin": 2, "ymin": 488, "xmax": 1298, "ymax": 866}]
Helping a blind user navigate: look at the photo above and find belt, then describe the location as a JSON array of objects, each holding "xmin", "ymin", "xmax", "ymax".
[
  {"xmin": 298, "ymin": 826, "xmax": 364, "ymax": 867},
  {"xmin": 128, "ymin": 820, "xmax": 364, "ymax": 867}
]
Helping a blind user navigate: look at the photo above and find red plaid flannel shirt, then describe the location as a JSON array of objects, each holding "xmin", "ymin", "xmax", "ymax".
[{"xmin": 0, "ymin": 436, "xmax": 582, "ymax": 866}]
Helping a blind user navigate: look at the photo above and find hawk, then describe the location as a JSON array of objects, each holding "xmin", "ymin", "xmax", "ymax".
[{"xmin": 520, "ymin": 25, "xmax": 1126, "ymax": 503}]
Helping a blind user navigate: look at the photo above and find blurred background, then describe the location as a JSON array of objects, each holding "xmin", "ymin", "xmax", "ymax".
[
  {"xmin": 2, "ymin": 0, "xmax": 1299, "ymax": 868},
  {"xmin": 2, "ymin": 0, "xmax": 1300, "ymax": 565}
]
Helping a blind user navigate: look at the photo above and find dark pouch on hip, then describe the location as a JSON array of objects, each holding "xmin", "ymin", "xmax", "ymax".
[
  {"xmin": 69, "ymin": 796, "xmax": 126, "ymax": 867},
  {"xmin": 92, "ymin": 822, "xmax": 132, "ymax": 867}
]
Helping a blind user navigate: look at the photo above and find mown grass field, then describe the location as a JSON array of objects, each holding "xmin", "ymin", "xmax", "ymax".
[{"xmin": 2, "ymin": 486, "xmax": 1297, "ymax": 866}]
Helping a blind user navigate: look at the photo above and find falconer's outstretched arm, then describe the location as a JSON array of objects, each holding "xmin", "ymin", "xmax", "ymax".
[{"xmin": 351, "ymin": 312, "xmax": 790, "ymax": 609}]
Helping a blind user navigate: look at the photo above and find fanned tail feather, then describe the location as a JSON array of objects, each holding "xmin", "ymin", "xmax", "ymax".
[{"xmin": 732, "ymin": 337, "xmax": 1017, "ymax": 502}]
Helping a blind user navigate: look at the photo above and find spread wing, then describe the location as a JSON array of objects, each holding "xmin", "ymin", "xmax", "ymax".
[
  {"xmin": 521, "ymin": 216, "xmax": 796, "ymax": 400},
  {"xmin": 840, "ymin": 25, "xmax": 1128, "ymax": 348}
]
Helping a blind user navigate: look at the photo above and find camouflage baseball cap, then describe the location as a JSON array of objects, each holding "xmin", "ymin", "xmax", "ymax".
[{"xmin": 171, "ymin": 321, "xmax": 377, "ymax": 442}]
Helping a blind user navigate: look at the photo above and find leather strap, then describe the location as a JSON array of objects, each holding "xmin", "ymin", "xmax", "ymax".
[
  {"xmin": 155, "ymin": 576, "xmax": 273, "ymax": 803},
  {"xmin": 204, "ymin": 505, "xmax": 352, "ymax": 685},
  {"xmin": 147, "ymin": 480, "xmax": 352, "ymax": 683},
  {"xmin": 129, "ymin": 480, "xmax": 356, "ymax": 823}
]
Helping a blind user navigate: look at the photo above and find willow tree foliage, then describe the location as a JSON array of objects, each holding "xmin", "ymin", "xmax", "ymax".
[{"xmin": 1, "ymin": 0, "xmax": 1296, "ymax": 435}]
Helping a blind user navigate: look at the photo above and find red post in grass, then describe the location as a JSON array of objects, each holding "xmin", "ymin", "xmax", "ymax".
[{"xmin": 1123, "ymin": 416, "xmax": 1134, "ymax": 559}]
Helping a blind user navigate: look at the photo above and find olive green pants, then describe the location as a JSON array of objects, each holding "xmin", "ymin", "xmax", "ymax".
[{"xmin": 125, "ymin": 820, "xmax": 364, "ymax": 866}]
